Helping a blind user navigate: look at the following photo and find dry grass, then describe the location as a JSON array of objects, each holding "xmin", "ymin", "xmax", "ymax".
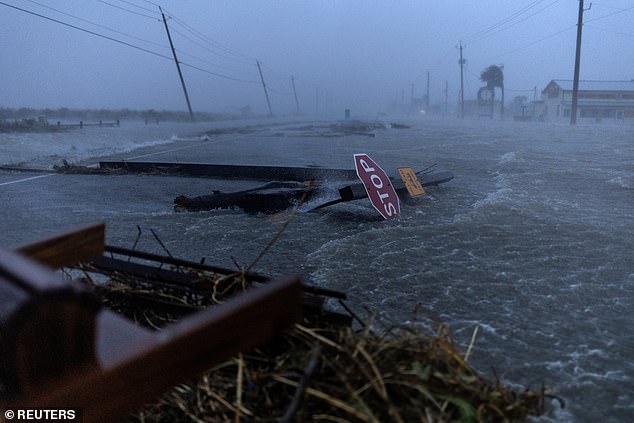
[{"xmin": 78, "ymin": 269, "xmax": 555, "ymax": 423}]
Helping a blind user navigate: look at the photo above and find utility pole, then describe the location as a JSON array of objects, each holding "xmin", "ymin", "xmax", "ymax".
[
  {"xmin": 500, "ymin": 65, "xmax": 505, "ymax": 120},
  {"xmin": 459, "ymin": 41, "xmax": 465, "ymax": 119},
  {"xmin": 160, "ymin": 6, "xmax": 194, "ymax": 121},
  {"xmin": 409, "ymin": 83, "xmax": 414, "ymax": 115},
  {"xmin": 291, "ymin": 76, "xmax": 300, "ymax": 114},
  {"xmin": 256, "ymin": 60, "xmax": 273, "ymax": 117},
  {"xmin": 444, "ymin": 80, "xmax": 449, "ymax": 118},
  {"xmin": 571, "ymin": 0, "xmax": 591, "ymax": 125},
  {"xmin": 426, "ymin": 71, "xmax": 430, "ymax": 112}
]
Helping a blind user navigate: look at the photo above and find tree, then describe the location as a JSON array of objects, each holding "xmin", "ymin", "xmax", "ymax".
[{"xmin": 480, "ymin": 65, "xmax": 505, "ymax": 119}]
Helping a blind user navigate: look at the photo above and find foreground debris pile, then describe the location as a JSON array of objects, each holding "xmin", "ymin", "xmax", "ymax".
[{"xmin": 77, "ymin": 264, "xmax": 553, "ymax": 422}]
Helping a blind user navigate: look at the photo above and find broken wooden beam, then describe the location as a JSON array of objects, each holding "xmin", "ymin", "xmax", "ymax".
[
  {"xmin": 15, "ymin": 276, "xmax": 303, "ymax": 422},
  {"xmin": 17, "ymin": 222, "xmax": 105, "ymax": 268},
  {"xmin": 0, "ymin": 248, "xmax": 100, "ymax": 397}
]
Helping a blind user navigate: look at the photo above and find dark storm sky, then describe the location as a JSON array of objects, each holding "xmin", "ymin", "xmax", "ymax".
[{"xmin": 1, "ymin": 0, "xmax": 632, "ymax": 115}]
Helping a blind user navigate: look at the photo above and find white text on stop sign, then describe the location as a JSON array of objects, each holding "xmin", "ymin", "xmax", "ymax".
[{"xmin": 358, "ymin": 158, "xmax": 398, "ymax": 217}]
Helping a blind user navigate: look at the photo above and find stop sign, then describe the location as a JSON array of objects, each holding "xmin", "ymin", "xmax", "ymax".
[{"xmin": 353, "ymin": 153, "xmax": 400, "ymax": 220}]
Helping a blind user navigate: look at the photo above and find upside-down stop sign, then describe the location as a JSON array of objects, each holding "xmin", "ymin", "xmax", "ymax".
[{"xmin": 353, "ymin": 153, "xmax": 400, "ymax": 220}]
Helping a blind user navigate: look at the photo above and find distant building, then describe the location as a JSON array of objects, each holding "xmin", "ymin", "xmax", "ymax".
[{"xmin": 543, "ymin": 80, "xmax": 634, "ymax": 123}]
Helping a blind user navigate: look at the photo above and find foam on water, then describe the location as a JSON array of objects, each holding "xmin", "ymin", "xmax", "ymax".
[{"xmin": 0, "ymin": 121, "xmax": 215, "ymax": 167}]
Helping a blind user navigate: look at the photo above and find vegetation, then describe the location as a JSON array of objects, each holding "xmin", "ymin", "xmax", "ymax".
[
  {"xmin": 480, "ymin": 65, "xmax": 505, "ymax": 119},
  {"xmin": 0, "ymin": 106, "xmax": 249, "ymax": 123},
  {"xmin": 77, "ymin": 263, "xmax": 560, "ymax": 422}
]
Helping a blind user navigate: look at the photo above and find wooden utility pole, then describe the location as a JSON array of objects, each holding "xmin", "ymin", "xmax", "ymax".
[
  {"xmin": 291, "ymin": 76, "xmax": 300, "ymax": 114},
  {"xmin": 459, "ymin": 41, "xmax": 465, "ymax": 119},
  {"xmin": 159, "ymin": 7, "xmax": 194, "ymax": 121},
  {"xmin": 256, "ymin": 61, "xmax": 273, "ymax": 117},
  {"xmin": 444, "ymin": 80, "xmax": 449, "ymax": 118},
  {"xmin": 571, "ymin": 0, "xmax": 590, "ymax": 125},
  {"xmin": 426, "ymin": 71, "xmax": 430, "ymax": 111}
]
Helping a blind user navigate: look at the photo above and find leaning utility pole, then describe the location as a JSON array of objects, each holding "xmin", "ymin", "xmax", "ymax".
[
  {"xmin": 291, "ymin": 76, "xmax": 300, "ymax": 114},
  {"xmin": 256, "ymin": 60, "xmax": 273, "ymax": 117},
  {"xmin": 159, "ymin": 7, "xmax": 194, "ymax": 121},
  {"xmin": 571, "ymin": 0, "xmax": 591, "ymax": 125},
  {"xmin": 459, "ymin": 41, "xmax": 465, "ymax": 119}
]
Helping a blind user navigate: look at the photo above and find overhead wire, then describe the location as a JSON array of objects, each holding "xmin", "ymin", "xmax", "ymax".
[
  {"xmin": 585, "ymin": 4, "xmax": 634, "ymax": 24},
  {"xmin": 165, "ymin": 10, "xmax": 257, "ymax": 65},
  {"xmin": 0, "ymin": 1, "xmax": 259, "ymax": 84},
  {"xmin": 24, "ymin": 0, "xmax": 168, "ymax": 51},
  {"xmin": 463, "ymin": 0, "xmax": 549, "ymax": 42},
  {"xmin": 468, "ymin": 0, "xmax": 561, "ymax": 44},
  {"xmin": 96, "ymin": 0, "xmax": 160, "ymax": 21},
  {"xmin": 485, "ymin": 24, "xmax": 576, "ymax": 61},
  {"xmin": 1, "ymin": 1, "xmax": 171, "ymax": 60},
  {"xmin": 169, "ymin": 26, "xmax": 253, "ymax": 74},
  {"xmin": 109, "ymin": 0, "xmax": 159, "ymax": 15},
  {"xmin": 585, "ymin": 24, "xmax": 634, "ymax": 39}
]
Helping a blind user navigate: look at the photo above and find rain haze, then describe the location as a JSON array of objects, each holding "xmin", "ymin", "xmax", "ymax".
[
  {"xmin": 1, "ymin": 1, "xmax": 634, "ymax": 422},
  {"xmin": 1, "ymin": 0, "xmax": 633, "ymax": 114}
]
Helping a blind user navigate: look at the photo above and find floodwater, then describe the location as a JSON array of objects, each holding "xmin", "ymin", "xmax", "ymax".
[{"xmin": 1, "ymin": 117, "xmax": 633, "ymax": 422}]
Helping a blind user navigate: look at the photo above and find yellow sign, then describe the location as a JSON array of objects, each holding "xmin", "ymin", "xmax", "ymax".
[{"xmin": 398, "ymin": 167, "xmax": 425, "ymax": 198}]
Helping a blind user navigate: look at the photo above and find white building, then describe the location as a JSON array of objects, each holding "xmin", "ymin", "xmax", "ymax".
[{"xmin": 542, "ymin": 80, "xmax": 634, "ymax": 123}]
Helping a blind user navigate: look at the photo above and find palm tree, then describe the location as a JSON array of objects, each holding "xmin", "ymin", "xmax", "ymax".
[{"xmin": 480, "ymin": 65, "xmax": 505, "ymax": 119}]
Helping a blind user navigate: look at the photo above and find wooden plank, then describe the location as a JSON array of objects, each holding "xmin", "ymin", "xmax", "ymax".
[
  {"xmin": 91, "ymin": 256, "xmax": 199, "ymax": 286},
  {"xmin": 0, "ymin": 249, "xmax": 100, "ymax": 397},
  {"xmin": 17, "ymin": 222, "xmax": 105, "ymax": 268},
  {"xmin": 104, "ymin": 245, "xmax": 269, "ymax": 282},
  {"xmin": 96, "ymin": 252, "xmax": 347, "ymax": 300},
  {"xmin": 17, "ymin": 276, "xmax": 303, "ymax": 422},
  {"xmin": 0, "ymin": 248, "xmax": 72, "ymax": 294}
]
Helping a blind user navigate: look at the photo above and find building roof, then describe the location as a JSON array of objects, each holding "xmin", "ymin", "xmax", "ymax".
[{"xmin": 547, "ymin": 79, "xmax": 634, "ymax": 92}]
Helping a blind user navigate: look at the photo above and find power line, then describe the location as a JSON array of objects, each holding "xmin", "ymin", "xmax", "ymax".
[
  {"xmin": 96, "ymin": 0, "xmax": 160, "ymax": 21},
  {"xmin": 1, "ymin": 1, "xmax": 171, "ymax": 59},
  {"xmin": 168, "ymin": 17, "xmax": 256, "ymax": 65},
  {"xmin": 169, "ymin": 26, "xmax": 253, "ymax": 74},
  {"xmin": 0, "ymin": 1, "xmax": 259, "ymax": 84},
  {"xmin": 585, "ymin": 4, "xmax": 634, "ymax": 23},
  {"xmin": 165, "ymin": 11, "xmax": 256, "ymax": 65},
  {"xmin": 464, "ymin": 0, "xmax": 549, "ymax": 41},
  {"xmin": 110, "ymin": 0, "xmax": 159, "ymax": 15},
  {"xmin": 469, "ymin": 0, "xmax": 561, "ymax": 44},
  {"xmin": 179, "ymin": 61, "xmax": 259, "ymax": 83},
  {"xmin": 585, "ymin": 24, "xmax": 634, "ymax": 39},
  {"xmin": 25, "ymin": 0, "xmax": 168, "ymax": 51},
  {"xmin": 486, "ymin": 24, "xmax": 576, "ymax": 61}
]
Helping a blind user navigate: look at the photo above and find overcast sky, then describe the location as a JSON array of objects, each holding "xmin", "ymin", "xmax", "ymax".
[{"xmin": 1, "ymin": 0, "xmax": 633, "ymax": 115}]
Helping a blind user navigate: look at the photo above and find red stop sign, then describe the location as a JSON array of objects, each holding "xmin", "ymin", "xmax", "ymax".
[{"xmin": 353, "ymin": 153, "xmax": 400, "ymax": 220}]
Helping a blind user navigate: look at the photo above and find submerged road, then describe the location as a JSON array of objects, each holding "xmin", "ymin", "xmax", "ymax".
[{"xmin": 2, "ymin": 118, "xmax": 634, "ymax": 421}]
